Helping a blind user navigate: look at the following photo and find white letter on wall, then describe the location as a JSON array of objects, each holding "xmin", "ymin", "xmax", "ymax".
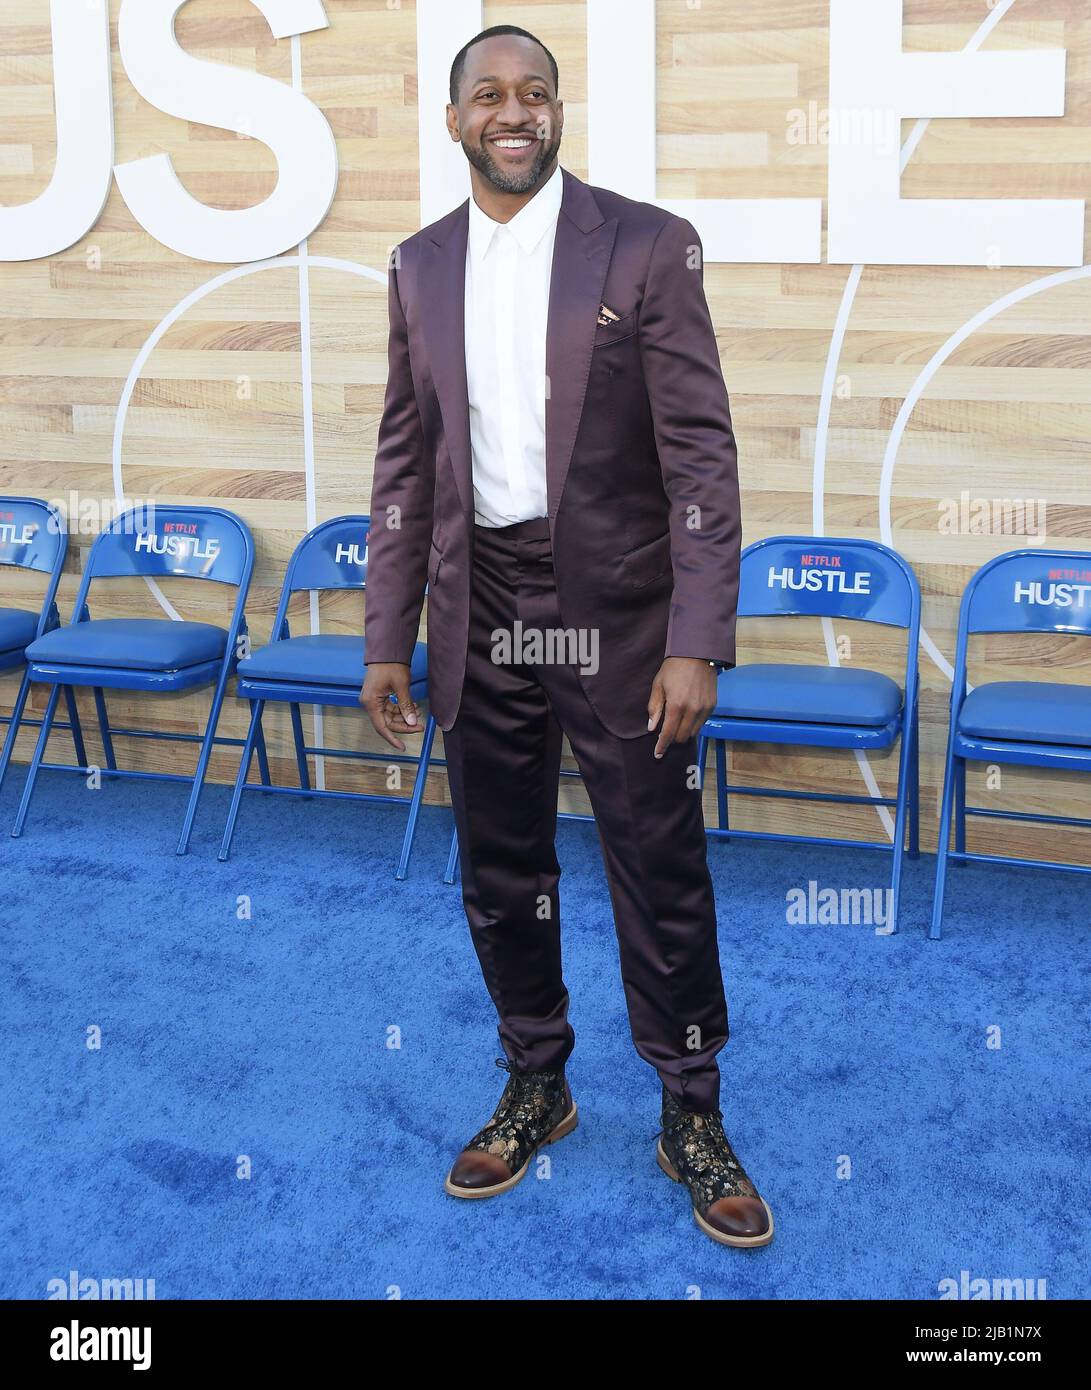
[
  {"xmin": 587, "ymin": 0, "xmax": 822, "ymax": 264},
  {"xmin": 416, "ymin": 0, "xmax": 481, "ymax": 229},
  {"xmin": 114, "ymin": 0, "xmax": 338, "ymax": 263},
  {"xmin": 0, "ymin": 0, "xmax": 113, "ymax": 262},
  {"xmin": 416, "ymin": 0, "xmax": 822, "ymax": 262},
  {"xmin": 828, "ymin": 0, "xmax": 1083, "ymax": 267}
]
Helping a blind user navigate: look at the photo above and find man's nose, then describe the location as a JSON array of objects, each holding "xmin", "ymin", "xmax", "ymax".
[{"xmin": 496, "ymin": 92, "xmax": 532, "ymax": 126}]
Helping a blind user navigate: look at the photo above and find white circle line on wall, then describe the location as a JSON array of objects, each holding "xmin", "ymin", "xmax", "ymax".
[
  {"xmin": 110, "ymin": 254, "xmax": 387, "ymax": 620},
  {"xmin": 810, "ymin": 0, "xmax": 1020, "ymax": 840},
  {"xmin": 877, "ymin": 262, "xmax": 1091, "ymax": 686}
]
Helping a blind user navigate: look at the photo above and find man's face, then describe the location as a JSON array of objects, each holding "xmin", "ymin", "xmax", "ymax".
[{"xmin": 449, "ymin": 36, "xmax": 563, "ymax": 195}]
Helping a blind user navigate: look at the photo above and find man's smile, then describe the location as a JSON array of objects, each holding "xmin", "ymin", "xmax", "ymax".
[{"xmin": 488, "ymin": 133, "xmax": 538, "ymax": 160}]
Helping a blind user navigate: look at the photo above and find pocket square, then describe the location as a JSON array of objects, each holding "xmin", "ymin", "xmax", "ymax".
[{"xmin": 596, "ymin": 302, "xmax": 621, "ymax": 327}]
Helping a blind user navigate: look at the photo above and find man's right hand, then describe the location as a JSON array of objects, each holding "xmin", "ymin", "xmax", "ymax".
[{"xmin": 360, "ymin": 662, "xmax": 421, "ymax": 751}]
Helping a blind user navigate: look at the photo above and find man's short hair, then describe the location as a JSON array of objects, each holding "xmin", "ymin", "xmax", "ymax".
[{"xmin": 449, "ymin": 25, "xmax": 559, "ymax": 107}]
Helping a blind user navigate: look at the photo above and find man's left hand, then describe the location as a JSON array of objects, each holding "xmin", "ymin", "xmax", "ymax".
[{"xmin": 646, "ymin": 657, "xmax": 719, "ymax": 759}]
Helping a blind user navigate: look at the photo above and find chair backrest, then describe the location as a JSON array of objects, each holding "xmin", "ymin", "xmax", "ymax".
[
  {"xmin": 739, "ymin": 536, "xmax": 920, "ymax": 629},
  {"xmin": 83, "ymin": 504, "xmax": 253, "ymax": 588},
  {"xmin": 947, "ymin": 548, "xmax": 1091, "ymax": 707},
  {"xmin": 962, "ymin": 548, "xmax": 1091, "ymax": 637},
  {"xmin": 0, "ymin": 496, "xmax": 66, "ymax": 577},
  {"xmin": 69, "ymin": 505, "xmax": 254, "ymax": 651},
  {"xmin": 284, "ymin": 515, "xmax": 370, "ymax": 594},
  {"xmin": 265, "ymin": 515, "xmax": 370, "ymax": 638},
  {"xmin": 0, "ymin": 496, "xmax": 68, "ymax": 639}
]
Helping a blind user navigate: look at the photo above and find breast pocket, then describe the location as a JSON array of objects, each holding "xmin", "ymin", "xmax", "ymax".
[{"xmin": 592, "ymin": 310, "xmax": 637, "ymax": 350}]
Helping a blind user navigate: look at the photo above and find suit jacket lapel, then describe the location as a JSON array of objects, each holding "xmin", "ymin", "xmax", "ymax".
[
  {"xmin": 544, "ymin": 168, "xmax": 617, "ymax": 520},
  {"xmin": 420, "ymin": 202, "xmax": 473, "ymax": 519},
  {"xmin": 420, "ymin": 165, "xmax": 618, "ymax": 526}
]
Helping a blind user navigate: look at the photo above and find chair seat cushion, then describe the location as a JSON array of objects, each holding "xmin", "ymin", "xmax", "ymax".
[
  {"xmin": 237, "ymin": 635, "xmax": 428, "ymax": 688},
  {"xmin": 25, "ymin": 618, "xmax": 228, "ymax": 672},
  {"xmin": 959, "ymin": 680, "xmax": 1091, "ymax": 747},
  {"xmin": 0, "ymin": 606, "xmax": 39, "ymax": 655},
  {"xmin": 714, "ymin": 663, "xmax": 903, "ymax": 727}
]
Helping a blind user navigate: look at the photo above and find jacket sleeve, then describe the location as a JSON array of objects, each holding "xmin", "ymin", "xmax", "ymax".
[
  {"xmin": 363, "ymin": 247, "xmax": 435, "ymax": 666},
  {"xmin": 637, "ymin": 214, "xmax": 742, "ymax": 668}
]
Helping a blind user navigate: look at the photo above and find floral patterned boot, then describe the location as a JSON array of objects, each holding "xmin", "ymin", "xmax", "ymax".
[
  {"xmin": 444, "ymin": 1057, "xmax": 577, "ymax": 1199},
  {"xmin": 657, "ymin": 1086, "xmax": 774, "ymax": 1246}
]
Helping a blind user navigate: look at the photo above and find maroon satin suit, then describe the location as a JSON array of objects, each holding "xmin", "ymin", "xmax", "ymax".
[{"xmin": 364, "ymin": 166, "xmax": 743, "ymax": 1110}]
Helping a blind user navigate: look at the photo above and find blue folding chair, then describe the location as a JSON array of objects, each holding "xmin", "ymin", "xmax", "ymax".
[
  {"xmin": 0, "ymin": 497, "xmax": 95, "ymax": 794},
  {"xmin": 931, "ymin": 548, "xmax": 1091, "ymax": 939},
  {"xmin": 219, "ymin": 515, "xmax": 441, "ymax": 878},
  {"xmin": 697, "ymin": 536, "xmax": 921, "ymax": 933},
  {"xmin": 12, "ymin": 504, "xmax": 254, "ymax": 854}
]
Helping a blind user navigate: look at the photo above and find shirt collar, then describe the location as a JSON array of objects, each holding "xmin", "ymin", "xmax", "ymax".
[{"xmin": 468, "ymin": 163, "xmax": 564, "ymax": 262}]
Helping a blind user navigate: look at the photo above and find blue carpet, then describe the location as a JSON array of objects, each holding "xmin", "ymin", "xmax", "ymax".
[{"xmin": 0, "ymin": 764, "xmax": 1087, "ymax": 1300}]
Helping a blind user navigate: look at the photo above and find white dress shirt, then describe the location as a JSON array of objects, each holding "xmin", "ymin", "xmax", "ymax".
[{"xmin": 464, "ymin": 162, "xmax": 564, "ymax": 527}]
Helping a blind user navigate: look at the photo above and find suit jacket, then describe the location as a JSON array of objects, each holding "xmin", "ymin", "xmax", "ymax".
[{"xmin": 364, "ymin": 165, "xmax": 742, "ymax": 739}]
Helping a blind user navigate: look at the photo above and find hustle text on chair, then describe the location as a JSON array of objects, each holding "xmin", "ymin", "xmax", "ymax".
[{"xmin": 12, "ymin": 503, "xmax": 254, "ymax": 854}]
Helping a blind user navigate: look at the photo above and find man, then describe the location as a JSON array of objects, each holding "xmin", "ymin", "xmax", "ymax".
[{"xmin": 360, "ymin": 24, "xmax": 772, "ymax": 1247}]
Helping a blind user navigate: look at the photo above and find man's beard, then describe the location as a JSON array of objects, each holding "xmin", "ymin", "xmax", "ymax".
[{"xmin": 462, "ymin": 131, "xmax": 561, "ymax": 194}]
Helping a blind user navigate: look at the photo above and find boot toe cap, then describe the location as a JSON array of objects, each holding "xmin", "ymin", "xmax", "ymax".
[
  {"xmin": 446, "ymin": 1149, "xmax": 512, "ymax": 1192},
  {"xmin": 704, "ymin": 1195, "xmax": 771, "ymax": 1239}
]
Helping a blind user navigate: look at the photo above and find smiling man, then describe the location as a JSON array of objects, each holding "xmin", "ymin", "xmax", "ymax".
[{"xmin": 360, "ymin": 24, "xmax": 772, "ymax": 1247}]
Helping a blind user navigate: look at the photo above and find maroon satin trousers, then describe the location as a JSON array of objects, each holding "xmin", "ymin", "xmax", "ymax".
[{"xmin": 441, "ymin": 516, "xmax": 729, "ymax": 1112}]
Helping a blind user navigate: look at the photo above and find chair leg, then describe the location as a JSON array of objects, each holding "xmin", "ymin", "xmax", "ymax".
[
  {"xmin": 289, "ymin": 702, "xmax": 311, "ymax": 792},
  {"xmin": 0, "ymin": 668, "xmax": 33, "ymax": 795},
  {"xmin": 62, "ymin": 686, "xmax": 88, "ymax": 768},
  {"xmin": 11, "ymin": 683, "xmax": 62, "ymax": 838},
  {"xmin": 218, "ymin": 700, "xmax": 265, "ymax": 863},
  {"xmin": 715, "ymin": 738, "xmax": 730, "ymax": 834},
  {"xmin": 908, "ymin": 699, "xmax": 921, "ymax": 860},
  {"xmin": 444, "ymin": 823, "xmax": 460, "ymax": 885},
  {"xmin": 954, "ymin": 754, "xmax": 967, "ymax": 863},
  {"xmin": 254, "ymin": 709, "xmax": 272, "ymax": 790},
  {"xmin": 696, "ymin": 733, "xmax": 708, "ymax": 787},
  {"xmin": 92, "ymin": 687, "xmax": 118, "ymax": 775},
  {"xmin": 696, "ymin": 732, "xmax": 710, "ymax": 828},
  {"xmin": 930, "ymin": 745, "xmax": 960, "ymax": 941},
  {"xmin": 884, "ymin": 711, "xmax": 917, "ymax": 936},
  {"xmin": 175, "ymin": 668, "xmax": 232, "ymax": 856},
  {"xmin": 395, "ymin": 712, "xmax": 437, "ymax": 881}
]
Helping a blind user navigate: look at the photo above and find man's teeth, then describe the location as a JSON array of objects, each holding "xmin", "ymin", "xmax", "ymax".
[{"xmin": 495, "ymin": 138, "xmax": 532, "ymax": 148}]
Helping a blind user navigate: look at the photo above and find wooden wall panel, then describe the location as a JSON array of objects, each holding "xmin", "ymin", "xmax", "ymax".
[{"xmin": 1, "ymin": 0, "xmax": 1089, "ymax": 866}]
